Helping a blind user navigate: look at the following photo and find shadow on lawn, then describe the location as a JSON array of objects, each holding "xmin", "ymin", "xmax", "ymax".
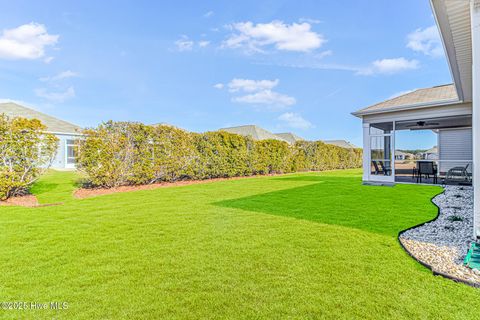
[{"xmin": 215, "ymin": 175, "xmax": 441, "ymax": 237}]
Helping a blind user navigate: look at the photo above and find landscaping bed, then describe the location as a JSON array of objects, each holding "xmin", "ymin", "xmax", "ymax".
[
  {"xmin": 0, "ymin": 194, "xmax": 39, "ymax": 207},
  {"xmin": 400, "ymin": 186, "xmax": 480, "ymax": 285}
]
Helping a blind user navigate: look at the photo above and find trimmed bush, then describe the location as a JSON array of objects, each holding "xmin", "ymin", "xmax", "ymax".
[
  {"xmin": 253, "ymin": 139, "xmax": 292, "ymax": 174},
  {"xmin": 76, "ymin": 121, "xmax": 152, "ymax": 187},
  {"xmin": 77, "ymin": 121, "xmax": 362, "ymax": 188},
  {"xmin": 150, "ymin": 125, "xmax": 198, "ymax": 181},
  {"xmin": 0, "ymin": 114, "xmax": 58, "ymax": 200},
  {"xmin": 192, "ymin": 131, "xmax": 255, "ymax": 179}
]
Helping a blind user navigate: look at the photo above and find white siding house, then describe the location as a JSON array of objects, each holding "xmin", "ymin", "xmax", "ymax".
[
  {"xmin": 0, "ymin": 102, "xmax": 82, "ymax": 169},
  {"xmin": 353, "ymin": 0, "xmax": 480, "ymax": 239}
]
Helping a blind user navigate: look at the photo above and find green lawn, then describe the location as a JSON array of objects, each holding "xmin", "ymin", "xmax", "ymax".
[{"xmin": 0, "ymin": 169, "xmax": 479, "ymax": 319}]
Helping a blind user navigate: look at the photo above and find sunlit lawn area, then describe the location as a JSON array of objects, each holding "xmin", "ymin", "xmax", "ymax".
[{"xmin": 1, "ymin": 169, "xmax": 479, "ymax": 319}]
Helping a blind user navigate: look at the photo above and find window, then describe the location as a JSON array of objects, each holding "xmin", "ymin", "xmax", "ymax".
[{"xmin": 66, "ymin": 139, "xmax": 78, "ymax": 165}]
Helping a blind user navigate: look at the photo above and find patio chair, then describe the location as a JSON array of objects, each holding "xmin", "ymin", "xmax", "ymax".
[
  {"xmin": 417, "ymin": 161, "xmax": 438, "ymax": 184},
  {"xmin": 446, "ymin": 163, "xmax": 471, "ymax": 184},
  {"xmin": 372, "ymin": 161, "xmax": 381, "ymax": 175},
  {"xmin": 378, "ymin": 161, "xmax": 391, "ymax": 176}
]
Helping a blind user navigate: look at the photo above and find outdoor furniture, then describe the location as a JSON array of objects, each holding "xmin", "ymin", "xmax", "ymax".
[
  {"xmin": 372, "ymin": 161, "xmax": 381, "ymax": 175},
  {"xmin": 378, "ymin": 161, "xmax": 391, "ymax": 176},
  {"xmin": 416, "ymin": 161, "xmax": 438, "ymax": 184},
  {"xmin": 372, "ymin": 160, "xmax": 391, "ymax": 175},
  {"xmin": 446, "ymin": 163, "xmax": 471, "ymax": 184}
]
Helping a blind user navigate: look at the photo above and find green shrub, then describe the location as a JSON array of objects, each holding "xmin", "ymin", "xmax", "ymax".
[
  {"xmin": 193, "ymin": 131, "xmax": 255, "ymax": 178},
  {"xmin": 76, "ymin": 121, "xmax": 152, "ymax": 187},
  {"xmin": 77, "ymin": 121, "xmax": 363, "ymax": 188},
  {"xmin": 150, "ymin": 125, "xmax": 198, "ymax": 181},
  {"xmin": 253, "ymin": 139, "xmax": 292, "ymax": 174},
  {"xmin": 0, "ymin": 114, "xmax": 58, "ymax": 200}
]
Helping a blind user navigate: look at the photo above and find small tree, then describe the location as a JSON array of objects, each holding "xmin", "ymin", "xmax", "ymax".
[{"xmin": 0, "ymin": 114, "xmax": 58, "ymax": 200}]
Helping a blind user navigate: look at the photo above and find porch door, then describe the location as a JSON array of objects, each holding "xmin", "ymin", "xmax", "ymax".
[{"xmin": 369, "ymin": 122, "xmax": 394, "ymax": 183}]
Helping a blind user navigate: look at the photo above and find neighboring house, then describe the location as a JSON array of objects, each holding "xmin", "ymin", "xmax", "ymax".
[
  {"xmin": 395, "ymin": 150, "xmax": 408, "ymax": 161},
  {"xmin": 352, "ymin": 0, "xmax": 479, "ymax": 238},
  {"xmin": 422, "ymin": 146, "xmax": 438, "ymax": 160},
  {"xmin": 323, "ymin": 140, "xmax": 359, "ymax": 149},
  {"xmin": 274, "ymin": 132, "xmax": 304, "ymax": 144},
  {"xmin": 219, "ymin": 125, "xmax": 290, "ymax": 143},
  {"xmin": 0, "ymin": 102, "xmax": 82, "ymax": 169}
]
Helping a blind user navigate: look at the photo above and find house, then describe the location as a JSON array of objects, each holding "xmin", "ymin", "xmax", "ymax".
[
  {"xmin": 422, "ymin": 146, "xmax": 438, "ymax": 160},
  {"xmin": 275, "ymin": 132, "xmax": 304, "ymax": 144},
  {"xmin": 219, "ymin": 125, "xmax": 290, "ymax": 143},
  {"xmin": 0, "ymin": 102, "xmax": 82, "ymax": 169},
  {"xmin": 323, "ymin": 140, "xmax": 359, "ymax": 149},
  {"xmin": 395, "ymin": 150, "xmax": 410, "ymax": 161},
  {"xmin": 352, "ymin": 0, "xmax": 479, "ymax": 239}
]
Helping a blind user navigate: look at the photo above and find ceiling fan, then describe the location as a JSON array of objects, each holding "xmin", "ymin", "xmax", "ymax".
[{"xmin": 406, "ymin": 120, "xmax": 440, "ymax": 128}]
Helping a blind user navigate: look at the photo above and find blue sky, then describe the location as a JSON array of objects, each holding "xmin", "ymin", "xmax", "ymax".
[{"xmin": 0, "ymin": 0, "xmax": 451, "ymax": 148}]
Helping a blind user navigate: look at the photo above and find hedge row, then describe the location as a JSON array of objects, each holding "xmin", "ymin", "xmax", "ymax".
[{"xmin": 77, "ymin": 121, "xmax": 362, "ymax": 188}]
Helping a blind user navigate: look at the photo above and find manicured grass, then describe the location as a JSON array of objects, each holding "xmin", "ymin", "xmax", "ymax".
[{"xmin": 0, "ymin": 169, "xmax": 479, "ymax": 319}]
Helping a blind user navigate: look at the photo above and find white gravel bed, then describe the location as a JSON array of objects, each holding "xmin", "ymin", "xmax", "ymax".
[{"xmin": 400, "ymin": 185, "xmax": 480, "ymax": 285}]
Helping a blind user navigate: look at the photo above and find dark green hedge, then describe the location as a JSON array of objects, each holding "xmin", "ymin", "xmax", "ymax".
[{"xmin": 77, "ymin": 121, "xmax": 362, "ymax": 188}]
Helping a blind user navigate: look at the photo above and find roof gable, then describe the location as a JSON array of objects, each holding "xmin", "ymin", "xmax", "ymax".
[
  {"xmin": 0, "ymin": 102, "xmax": 81, "ymax": 134},
  {"xmin": 274, "ymin": 132, "xmax": 304, "ymax": 144},
  {"xmin": 219, "ymin": 125, "xmax": 289, "ymax": 143},
  {"xmin": 352, "ymin": 84, "xmax": 459, "ymax": 117}
]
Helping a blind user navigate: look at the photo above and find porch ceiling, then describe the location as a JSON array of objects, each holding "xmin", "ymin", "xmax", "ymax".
[{"xmin": 395, "ymin": 115, "xmax": 472, "ymax": 130}]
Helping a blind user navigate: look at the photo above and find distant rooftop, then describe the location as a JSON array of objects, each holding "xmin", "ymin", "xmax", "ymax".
[
  {"xmin": 323, "ymin": 140, "xmax": 359, "ymax": 149},
  {"xmin": 0, "ymin": 102, "xmax": 81, "ymax": 134},
  {"xmin": 352, "ymin": 84, "xmax": 459, "ymax": 117},
  {"xmin": 274, "ymin": 132, "xmax": 304, "ymax": 144},
  {"xmin": 219, "ymin": 125, "xmax": 289, "ymax": 143}
]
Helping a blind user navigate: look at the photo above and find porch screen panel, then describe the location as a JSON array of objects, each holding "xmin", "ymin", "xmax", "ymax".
[{"xmin": 370, "ymin": 136, "xmax": 392, "ymax": 176}]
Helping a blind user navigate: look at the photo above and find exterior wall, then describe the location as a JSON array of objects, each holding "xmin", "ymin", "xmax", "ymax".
[
  {"xmin": 438, "ymin": 128, "xmax": 473, "ymax": 173},
  {"xmin": 50, "ymin": 133, "xmax": 80, "ymax": 169}
]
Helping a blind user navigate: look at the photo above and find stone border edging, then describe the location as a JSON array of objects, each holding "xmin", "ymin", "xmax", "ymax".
[{"xmin": 397, "ymin": 190, "xmax": 480, "ymax": 288}]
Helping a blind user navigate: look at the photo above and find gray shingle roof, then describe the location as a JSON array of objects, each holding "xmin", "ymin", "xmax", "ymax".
[
  {"xmin": 353, "ymin": 84, "xmax": 459, "ymax": 116},
  {"xmin": 323, "ymin": 140, "xmax": 359, "ymax": 149},
  {"xmin": 274, "ymin": 132, "xmax": 304, "ymax": 144},
  {"xmin": 219, "ymin": 125, "xmax": 289, "ymax": 143},
  {"xmin": 0, "ymin": 102, "xmax": 81, "ymax": 134}
]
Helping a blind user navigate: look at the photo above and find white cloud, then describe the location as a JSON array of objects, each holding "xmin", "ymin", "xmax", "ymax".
[
  {"xmin": 0, "ymin": 22, "xmax": 58, "ymax": 60},
  {"xmin": 358, "ymin": 57, "xmax": 419, "ymax": 75},
  {"xmin": 222, "ymin": 78, "xmax": 295, "ymax": 109},
  {"xmin": 278, "ymin": 112, "xmax": 313, "ymax": 129},
  {"xmin": 44, "ymin": 56, "xmax": 54, "ymax": 64},
  {"xmin": 174, "ymin": 35, "xmax": 194, "ymax": 51},
  {"xmin": 232, "ymin": 90, "xmax": 296, "ymax": 108},
  {"xmin": 228, "ymin": 78, "xmax": 279, "ymax": 92},
  {"xmin": 40, "ymin": 70, "xmax": 78, "ymax": 82},
  {"xmin": 203, "ymin": 11, "xmax": 214, "ymax": 18},
  {"xmin": 198, "ymin": 40, "xmax": 210, "ymax": 48},
  {"xmin": 407, "ymin": 25, "xmax": 443, "ymax": 57},
  {"xmin": 224, "ymin": 20, "xmax": 325, "ymax": 53},
  {"xmin": 299, "ymin": 18, "xmax": 322, "ymax": 24},
  {"xmin": 35, "ymin": 86, "xmax": 75, "ymax": 103}
]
